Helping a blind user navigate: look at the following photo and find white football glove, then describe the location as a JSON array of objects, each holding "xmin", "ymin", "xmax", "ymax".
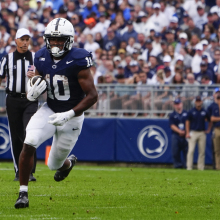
[
  {"xmin": 27, "ymin": 78, "xmax": 47, "ymax": 101},
  {"xmin": 48, "ymin": 110, "xmax": 75, "ymax": 126}
]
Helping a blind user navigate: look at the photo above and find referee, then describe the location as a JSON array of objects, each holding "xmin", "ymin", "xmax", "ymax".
[{"xmin": 0, "ymin": 28, "xmax": 38, "ymax": 181}]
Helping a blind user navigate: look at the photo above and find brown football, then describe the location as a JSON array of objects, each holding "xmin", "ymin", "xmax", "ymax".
[{"xmin": 30, "ymin": 76, "xmax": 47, "ymax": 94}]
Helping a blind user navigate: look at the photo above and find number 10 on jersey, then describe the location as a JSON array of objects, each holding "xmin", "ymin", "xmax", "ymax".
[{"xmin": 45, "ymin": 74, "xmax": 70, "ymax": 100}]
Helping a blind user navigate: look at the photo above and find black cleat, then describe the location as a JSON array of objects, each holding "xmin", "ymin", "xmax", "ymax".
[
  {"xmin": 54, "ymin": 154, "xmax": 77, "ymax": 182},
  {"xmin": 14, "ymin": 192, "xmax": 29, "ymax": 209},
  {"xmin": 14, "ymin": 172, "xmax": 19, "ymax": 181},
  {"xmin": 29, "ymin": 173, "xmax": 36, "ymax": 182}
]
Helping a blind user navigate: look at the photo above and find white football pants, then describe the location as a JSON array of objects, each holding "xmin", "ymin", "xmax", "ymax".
[{"xmin": 24, "ymin": 103, "xmax": 84, "ymax": 170}]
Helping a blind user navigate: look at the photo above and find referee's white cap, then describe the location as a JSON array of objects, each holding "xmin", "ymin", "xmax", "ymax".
[{"xmin": 15, "ymin": 28, "xmax": 31, "ymax": 39}]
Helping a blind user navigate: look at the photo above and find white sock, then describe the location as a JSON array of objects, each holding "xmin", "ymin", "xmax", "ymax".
[
  {"xmin": 20, "ymin": 185, "xmax": 28, "ymax": 192},
  {"xmin": 68, "ymin": 160, "xmax": 72, "ymax": 169}
]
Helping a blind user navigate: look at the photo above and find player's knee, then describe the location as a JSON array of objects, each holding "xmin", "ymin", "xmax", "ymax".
[
  {"xmin": 24, "ymin": 131, "xmax": 41, "ymax": 148},
  {"xmin": 47, "ymin": 159, "xmax": 62, "ymax": 170}
]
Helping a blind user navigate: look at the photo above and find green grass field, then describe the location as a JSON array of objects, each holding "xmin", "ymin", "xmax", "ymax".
[{"xmin": 1, "ymin": 162, "xmax": 220, "ymax": 220}]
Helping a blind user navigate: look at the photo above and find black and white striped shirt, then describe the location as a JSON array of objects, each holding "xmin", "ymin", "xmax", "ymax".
[{"xmin": 0, "ymin": 50, "xmax": 35, "ymax": 93}]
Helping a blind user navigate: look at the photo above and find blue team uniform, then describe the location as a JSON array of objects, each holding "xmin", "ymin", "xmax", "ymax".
[
  {"xmin": 187, "ymin": 107, "xmax": 209, "ymax": 131},
  {"xmin": 169, "ymin": 110, "xmax": 188, "ymax": 168},
  {"xmin": 209, "ymin": 102, "xmax": 220, "ymax": 128},
  {"xmin": 34, "ymin": 47, "xmax": 93, "ymax": 113}
]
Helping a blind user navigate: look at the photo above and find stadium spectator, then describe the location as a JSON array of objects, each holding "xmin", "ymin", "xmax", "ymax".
[
  {"xmin": 191, "ymin": 43, "xmax": 203, "ymax": 74},
  {"xmin": 175, "ymin": 32, "xmax": 189, "ymax": 54},
  {"xmin": 157, "ymin": 40, "xmax": 168, "ymax": 65},
  {"xmin": 71, "ymin": 14, "xmax": 85, "ymax": 31},
  {"xmin": 186, "ymin": 96, "xmax": 211, "ymax": 170},
  {"xmin": 83, "ymin": 17, "xmax": 97, "ymax": 36},
  {"xmin": 193, "ymin": 2, "xmax": 207, "ymax": 31},
  {"xmin": 123, "ymin": 71, "xmax": 151, "ymax": 115},
  {"xmin": 122, "ymin": 20, "xmax": 138, "ymax": 43},
  {"xmin": 118, "ymin": 1, "xmax": 131, "ymax": 21},
  {"xmin": 169, "ymin": 98, "xmax": 188, "ymax": 168},
  {"xmin": 103, "ymin": 27, "xmax": 120, "ymax": 51},
  {"xmin": 84, "ymin": 33, "xmax": 100, "ymax": 59},
  {"xmin": 185, "ymin": 18, "xmax": 202, "ymax": 39},
  {"xmin": 164, "ymin": 66, "xmax": 174, "ymax": 84},
  {"xmin": 142, "ymin": 38, "xmax": 153, "ymax": 62},
  {"xmin": 200, "ymin": 75, "xmax": 214, "ymax": 110},
  {"xmin": 152, "ymin": 32, "xmax": 162, "ymax": 54},
  {"xmin": 81, "ymin": 0, "xmax": 99, "ymax": 19},
  {"xmin": 137, "ymin": 55, "xmax": 145, "ymax": 69},
  {"xmin": 211, "ymin": 48, "xmax": 220, "ymax": 83},
  {"xmin": 180, "ymin": 12, "xmax": 190, "ymax": 31},
  {"xmin": 183, "ymin": 74, "xmax": 200, "ymax": 109},
  {"xmin": 153, "ymin": 70, "xmax": 169, "ymax": 116},
  {"xmin": 147, "ymin": 3, "xmax": 169, "ymax": 33},
  {"xmin": 194, "ymin": 61, "xmax": 214, "ymax": 83}
]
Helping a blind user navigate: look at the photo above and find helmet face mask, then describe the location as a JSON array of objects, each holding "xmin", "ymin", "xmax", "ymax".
[{"xmin": 43, "ymin": 18, "xmax": 74, "ymax": 57}]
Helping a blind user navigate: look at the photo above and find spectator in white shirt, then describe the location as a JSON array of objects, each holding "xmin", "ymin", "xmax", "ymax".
[
  {"xmin": 152, "ymin": 32, "xmax": 162, "ymax": 54},
  {"xmin": 183, "ymin": 0, "xmax": 200, "ymax": 18},
  {"xmin": 84, "ymin": 34, "xmax": 100, "ymax": 60},
  {"xmin": 93, "ymin": 12, "xmax": 111, "ymax": 37},
  {"xmin": 147, "ymin": 3, "xmax": 169, "ymax": 33},
  {"xmin": 210, "ymin": 0, "xmax": 220, "ymax": 17},
  {"xmin": 193, "ymin": 2, "xmax": 208, "ymax": 31},
  {"xmin": 175, "ymin": 32, "xmax": 189, "ymax": 54},
  {"xmin": 83, "ymin": 17, "xmax": 97, "ymax": 36},
  {"xmin": 191, "ymin": 43, "xmax": 203, "ymax": 73}
]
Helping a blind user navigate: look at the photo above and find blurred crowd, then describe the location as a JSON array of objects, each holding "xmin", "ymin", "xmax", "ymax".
[{"xmin": 1, "ymin": 0, "xmax": 220, "ymax": 115}]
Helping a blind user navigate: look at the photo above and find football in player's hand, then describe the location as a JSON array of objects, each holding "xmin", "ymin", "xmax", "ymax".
[{"xmin": 30, "ymin": 75, "xmax": 47, "ymax": 94}]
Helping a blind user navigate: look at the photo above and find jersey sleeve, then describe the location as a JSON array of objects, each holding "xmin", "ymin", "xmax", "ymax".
[
  {"xmin": 0, "ymin": 56, "xmax": 7, "ymax": 78},
  {"xmin": 72, "ymin": 48, "xmax": 93, "ymax": 69}
]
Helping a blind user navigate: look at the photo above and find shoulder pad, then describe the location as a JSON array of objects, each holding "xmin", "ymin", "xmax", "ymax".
[
  {"xmin": 35, "ymin": 47, "xmax": 47, "ymax": 59},
  {"xmin": 69, "ymin": 48, "xmax": 93, "ymax": 68},
  {"xmin": 69, "ymin": 48, "xmax": 92, "ymax": 60}
]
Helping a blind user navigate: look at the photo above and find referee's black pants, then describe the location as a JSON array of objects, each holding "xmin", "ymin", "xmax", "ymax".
[{"xmin": 6, "ymin": 95, "xmax": 38, "ymax": 174}]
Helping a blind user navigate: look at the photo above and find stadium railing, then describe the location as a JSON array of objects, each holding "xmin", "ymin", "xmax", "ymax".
[{"xmin": 0, "ymin": 84, "xmax": 217, "ymax": 118}]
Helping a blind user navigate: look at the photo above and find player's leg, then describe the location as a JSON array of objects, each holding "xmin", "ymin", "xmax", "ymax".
[
  {"xmin": 22, "ymin": 100, "xmax": 38, "ymax": 181},
  {"xmin": 47, "ymin": 114, "xmax": 84, "ymax": 181},
  {"xmin": 15, "ymin": 103, "xmax": 56, "ymax": 209}
]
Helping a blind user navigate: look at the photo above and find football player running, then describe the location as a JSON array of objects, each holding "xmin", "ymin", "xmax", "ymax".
[{"xmin": 15, "ymin": 18, "xmax": 98, "ymax": 208}]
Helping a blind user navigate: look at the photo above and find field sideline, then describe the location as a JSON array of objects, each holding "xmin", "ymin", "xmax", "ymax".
[{"xmin": 0, "ymin": 162, "xmax": 220, "ymax": 220}]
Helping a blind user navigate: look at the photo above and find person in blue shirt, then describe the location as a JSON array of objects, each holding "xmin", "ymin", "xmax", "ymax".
[
  {"xmin": 81, "ymin": 0, "xmax": 100, "ymax": 19},
  {"xmin": 103, "ymin": 27, "xmax": 121, "ymax": 51},
  {"xmin": 122, "ymin": 20, "xmax": 138, "ymax": 43},
  {"xmin": 194, "ymin": 61, "xmax": 215, "ymax": 83},
  {"xmin": 186, "ymin": 96, "xmax": 211, "ymax": 170},
  {"xmin": 210, "ymin": 88, "xmax": 220, "ymax": 170},
  {"xmin": 207, "ymin": 88, "xmax": 220, "ymax": 169},
  {"xmin": 169, "ymin": 98, "xmax": 188, "ymax": 168}
]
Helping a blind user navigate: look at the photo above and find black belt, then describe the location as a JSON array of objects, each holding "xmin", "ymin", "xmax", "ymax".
[{"xmin": 6, "ymin": 90, "xmax": 27, "ymax": 99}]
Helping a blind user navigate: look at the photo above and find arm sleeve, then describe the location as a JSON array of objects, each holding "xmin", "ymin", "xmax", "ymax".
[
  {"xmin": 76, "ymin": 51, "xmax": 93, "ymax": 69},
  {"xmin": 0, "ymin": 56, "xmax": 7, "ymax": 79},
  {"xmin": 169, "ymin": 114, "xmax": 174, "ymax": 126}
]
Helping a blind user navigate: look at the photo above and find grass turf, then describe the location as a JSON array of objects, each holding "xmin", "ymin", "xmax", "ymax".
[{"xmin": 0, "ymin": 162, "xmax": 220, "ymax": 220}]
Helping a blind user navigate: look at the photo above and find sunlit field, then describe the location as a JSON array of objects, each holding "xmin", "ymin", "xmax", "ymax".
[{"xmin": 1, "ymin": 162, "xmax": 220, "ymax": 220}]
